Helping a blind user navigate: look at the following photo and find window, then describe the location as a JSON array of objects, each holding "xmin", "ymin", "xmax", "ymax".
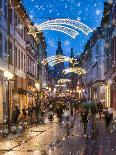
[
  {"xmin": 9, "ymin": 41, "xmax": 13, "ymax": 64},
  {"xmin": 26, "ymin": 56, "xmax": 28, "ymax": 72},
  {"xmin": 14, "ymin": 46, "xmax": 17, "ymax": 67},
  {"xmin": 4, "ymin": 0, "xmax": 7, "ymax": 20},
  {"xmin": 10, "ymin": 5, "xmax": 13, "ymax": 24},
  {"xmin": 18, "ymin": 50, "xmax": 20, "ymax": 69},
  {"xmin": 24, "ymin": 54, "xmax": 26, "ymax": 71},
  {"xmin": 21, "ymin": 52, "xmax": 23, "ymax": 70},
  {"xmin": 0, "ymin": 32, "xmax": 2, "ymax": 57},
  {"xmin": 4, "ymin": 37, "xmax": 7, "ymax": 54},
  {"xmin": 14, "ymin": 12, "xmax": 17, "ymax": 27},
  {"xmin": 0, "ymin": 0, "xmax": 2, "ymax": 18}
]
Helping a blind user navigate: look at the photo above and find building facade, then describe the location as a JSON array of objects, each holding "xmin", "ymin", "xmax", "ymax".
[
  {"xmin": 0, "ymin": 0, "xmax": 46, "ymax": 123},
  {"xmin": 80, "ymin": 0, "xmax": 116, "ymax": 111}
]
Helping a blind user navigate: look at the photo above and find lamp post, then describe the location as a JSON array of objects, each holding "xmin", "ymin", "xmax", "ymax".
[{"xmin": 4, "ymin": 71, "xmax": 13, "ymax": 133}]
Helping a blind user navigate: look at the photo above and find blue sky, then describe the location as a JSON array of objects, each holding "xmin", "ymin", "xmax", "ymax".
[{"xmin": 22, "ymin": 0, "xmax": 104, "ymax": 57}]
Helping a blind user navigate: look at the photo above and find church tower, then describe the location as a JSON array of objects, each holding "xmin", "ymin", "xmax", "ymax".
[{"xmin": 54, "ymin": 39, "xmax": 65, "ymax": 81}]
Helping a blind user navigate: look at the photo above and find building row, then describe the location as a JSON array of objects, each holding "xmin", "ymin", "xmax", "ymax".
[
  {"xmin": 80, "ymin": 1, "xmax": 116, "ymax": 111},
  {"xmin": 0, "ymin": 0, "xmax": 48, "ymax": 123}
]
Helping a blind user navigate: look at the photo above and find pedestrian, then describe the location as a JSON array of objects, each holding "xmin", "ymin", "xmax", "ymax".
[
  {"xmin": 28, "ymin": 106, "xmax": 33, "ymax": 122},
  {"xmin": 64, "ymin": 107, "xmax": 70, "ymax": 125},
  {"xmin": 34, "ymin": 103, "xmax": 40, "ymax": 124},
  {"xmin": 105, "ymin": 108, "xmax": 113, "ymax": 130},
  {"xmin": 22, "ymin": 106, "xmax": 27, "ymax": 121},
  {"xmin": 81, "ymin": 109, "xmax": 88, "ymax": 134},
  {"xmin": 12, "ymin": 105, "xmax": 20, "ymax": 124},
  {"xmin": 97, "ymin": 101, "xmax": 103, "ymax": 119}
]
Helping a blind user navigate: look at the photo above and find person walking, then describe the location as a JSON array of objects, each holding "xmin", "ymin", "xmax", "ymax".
[
  {"xmin": 105, "ymin": 108, "xmax": 113, "ymax": 130},
  {"xmin": 97, "ymin": 101, "xmax": 103, "ymax": 119},
  {"xmin": 34, "ymin": 103, "xmax": 40, "ymax": 124},
  {"xmin": 28, "ymin": 106, "xmax": 33, "ymax": 122},
  {"xmin": 12, "ymin": 105, "xmax": 20, "ymax": 124},
  {"xmin": 81, "ymin": 109, "xmax": 88, "ymax": 134},
  {"xmin": 22, "ymin": 106, "xmax": 27, "ymax": 121}
]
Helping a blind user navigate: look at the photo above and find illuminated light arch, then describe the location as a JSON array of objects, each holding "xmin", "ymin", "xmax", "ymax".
[
  {"xmin": 63, "ymin": 67, "xmax": 87, "ymax": 75},
  {"xmin": 41, "ymin": 55, "xmax": 78, "ymax": 67},
  {"xmin": 58, "ymin": 79, "xmax": 71, "ymax": 83},
  {"xmin": 39, "ymin": 19, "xmax": 93, "ymax": 35},
  {"xmin": 28, "ymin": 19, "xmax": 93, "ymax": 39},
  {"xmin": 35, "ymin": 24, "xmax": 79, "ymax": 39}
]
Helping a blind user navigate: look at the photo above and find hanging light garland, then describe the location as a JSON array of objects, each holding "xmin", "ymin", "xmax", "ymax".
[
  {"xmin": 41, "ymin": 55, "xmax": 78, "ymax": 67},
  {"xmin": 58, "ymin": 79, "xmax": 71, "ymax": 83},
  {"xmin": 28, "ymin": 18, "xmax": 93, "ymax": 39},
  {"xmin": 63, "ymin": 67, "xmax": 87, "ymax": 75}
]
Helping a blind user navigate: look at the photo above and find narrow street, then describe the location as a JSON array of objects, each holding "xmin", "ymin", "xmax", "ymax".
[
  {"xmin": 0, "ymin": 115, "xmax": 116, "ymax": 155},
  {"xmin": 0, "ymin": 0, "xmax": 116, "ymax": 154}
]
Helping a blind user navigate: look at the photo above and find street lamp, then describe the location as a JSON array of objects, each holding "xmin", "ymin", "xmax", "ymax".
[
  {"xmin": 4, "ymin": 71, "xmax": 13, "ymax": 133},
  {"xmin": 35, "ymin": 82, "xmax": 40, "ymax": 91}
]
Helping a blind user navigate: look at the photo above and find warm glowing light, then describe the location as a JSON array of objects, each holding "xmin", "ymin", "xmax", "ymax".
[
  {"xmin": 63, "ymin": 67, "xmax": 87, "ymax": 75},
  {"xmin": 28, "ymin": 19, "xmax": 93, "ymax": 39},
  {"xmin": 41, "ymin": 55, "xmax": 78, "ymax": 67},
  {"xmin": 58, "ymin": 79, "xmax": 71, "ymax": 83},
  {"xmin": 35, "ymin": 82, "xmax": 40, "ymax": 91},
  {"xmin": 4, "ymin": 71, "xmax": 13, "ymax": 80},
  {"xmin": 55, "ymin": 84, "xmax": 66, "ymax": 87}
]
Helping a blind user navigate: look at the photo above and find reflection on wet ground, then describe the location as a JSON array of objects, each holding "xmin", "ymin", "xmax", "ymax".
[{"xmin": 0, "ymin": 116, "xmax": 115, "ymax": 155}]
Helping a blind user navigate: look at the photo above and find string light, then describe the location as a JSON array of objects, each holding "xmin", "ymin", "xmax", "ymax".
[
  {"xmin": 28, "ymin": 18, "xmax": 93, "ymax": 39},
  {"xmin": 63, "ymin": 67, "xmax": 87, "ymax": 75},
  {"xmin": 58, "ymin": 79, "xmax": 71, "ymax": 83},
  {"xmin": 39, "ymin": 19, "xmax": 93, "ymax": 35},
  {"xmin": 41, "ymin": 55, "xmax": 78, "ymax": 67},
  {"xmin": 36, "ymin": 24, "xmax": 79, "ymax": 39}
]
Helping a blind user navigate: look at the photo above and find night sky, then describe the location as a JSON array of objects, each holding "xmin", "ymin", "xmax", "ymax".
[{"xmin": 22, "ymin": 0, "xmax": 104, "ymax": 57}]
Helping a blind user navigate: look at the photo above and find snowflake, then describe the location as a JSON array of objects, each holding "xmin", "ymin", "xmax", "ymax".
[
  {"xmin": 78, "ymin": 2, "xmax": 81, "ymax": 7},
  {"xmin": 96, "ymin": 9, "xmax": 101, "ymax": 15},
  {"xmin": 77, "ymin": 17, "xmax": 81, "ymax": 21},
  {"xmin": 94, "ymin": 3, "xmax": 97, "ymax": 7},
  {"xmin": 49, "ymin": 10, "xmax": 52, "ymax": 13},
  {"xmin": 57, "ymin": 13, "xmax": 60, "ymax": 16},
  {"xmin": 30, "ymin": 14, "xmax": 33, "ymax": 19},
  {"xmin": 48, "ymin": 39, "xmax": 55, "ymax": 47},
  {"xmin": 18, "ymin": 24, "xmax": 23, "ymax": 30},
  {"xmin": 64, "ymin": 40, "xmax": 70, "ymax": 46}
]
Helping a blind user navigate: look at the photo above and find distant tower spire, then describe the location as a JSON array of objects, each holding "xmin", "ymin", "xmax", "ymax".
[
  {"xmin": 70, "ymin": 48, "xmax": 74, "ymax": 58},
  {"xmin": 56, "ymin": 38, "xmax": 63, "ymax": 55}
]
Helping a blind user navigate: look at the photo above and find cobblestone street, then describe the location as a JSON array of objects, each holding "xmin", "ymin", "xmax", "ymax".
[{"xmin": 0, "ymin": 116, "xmax": 115, "ymax": 155}]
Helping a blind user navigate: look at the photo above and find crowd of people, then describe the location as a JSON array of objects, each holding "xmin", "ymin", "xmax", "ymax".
[{"xmin": 11, "ymin": 97, "xmax": 114, "ymax": 135}]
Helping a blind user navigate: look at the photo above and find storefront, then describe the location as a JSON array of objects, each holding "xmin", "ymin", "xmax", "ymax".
[{"xmin": 110, "ymin": 77, "xmax": 116, "ymax": 111}]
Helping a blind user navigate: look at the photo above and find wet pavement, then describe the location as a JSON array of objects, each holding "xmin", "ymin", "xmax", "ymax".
[{"xmin": 0, "ymin": 115, "xmax": 116, "ymax": 155}]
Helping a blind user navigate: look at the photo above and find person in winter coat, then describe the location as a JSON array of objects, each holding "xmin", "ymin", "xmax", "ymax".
[
  {"xmin": 81, "ymin": 109, "xmax": 89, "ymax": 134},
  {"xmin": 22, "ymin": 106, "xmax": 27, "ymax": 121},
  {"xmin": 105, "ymin": 108, "xmax": 113, "ymax": 130},
  {"xmin": 34, "ymin": 103, "xmax": 40, "ymax": 123},
  {"xmin": 12, "ymin": 105, "xmax": 20, "ymax": 124},
  {"xmin": 97, "ymin": 101, "xmax": 103, "ymax": 119},
  {"xmin": 28, "ymin": 106, "xmax": 33, "ymax": 121}
]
